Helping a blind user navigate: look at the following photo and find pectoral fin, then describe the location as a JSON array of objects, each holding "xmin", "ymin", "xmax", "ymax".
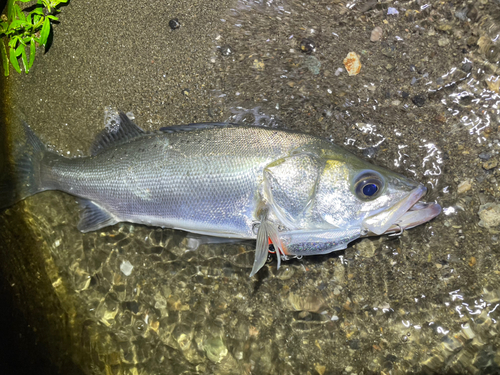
[{"xmin": 250, "ymin": 218, "xmax": 283, "ymax": 277}]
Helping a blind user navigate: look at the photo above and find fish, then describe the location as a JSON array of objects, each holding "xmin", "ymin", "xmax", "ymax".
[{"xmin": 0, "ymin": 109, "xmax": 441, "ymax": 276}]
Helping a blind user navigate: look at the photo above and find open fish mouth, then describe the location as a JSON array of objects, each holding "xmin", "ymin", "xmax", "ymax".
[{"xmin": 362, "ymin": 185, "xmax": 441, "ymax": 236}]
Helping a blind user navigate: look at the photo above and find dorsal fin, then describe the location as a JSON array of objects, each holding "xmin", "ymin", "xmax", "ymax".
[
  {"xmin": 159, "ymin": 122, "xmax": 240, "ymax": 133},
  {"xmin": 90, "ymin": 111, "xmax": 145, "ymax": 155}
]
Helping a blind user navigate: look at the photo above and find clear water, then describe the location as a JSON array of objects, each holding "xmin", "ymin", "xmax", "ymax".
[{"xmin": 2, "ymin": 0, "xmax": 500, "ymax": 374}]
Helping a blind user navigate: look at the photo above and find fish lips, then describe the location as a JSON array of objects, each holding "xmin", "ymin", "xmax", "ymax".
[{"xmin": 362, "ymin": 185, "xmax": 441, "ymax": 236}]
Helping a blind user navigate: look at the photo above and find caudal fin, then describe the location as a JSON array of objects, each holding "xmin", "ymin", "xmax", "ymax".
[{"xmin": 0, "ymin": 121, "xmax": 49, "ymax": 210}]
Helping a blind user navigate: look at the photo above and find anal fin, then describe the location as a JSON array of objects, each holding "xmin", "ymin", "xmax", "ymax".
[{"xmin": 77, "ymin": 199, "xmax": 118, "ymax": 233}]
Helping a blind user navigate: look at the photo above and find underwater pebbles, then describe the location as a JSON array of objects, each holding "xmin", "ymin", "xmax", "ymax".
[{"xmin": 343, "ymin": 52, "xmax": 362, "ymax": 76}]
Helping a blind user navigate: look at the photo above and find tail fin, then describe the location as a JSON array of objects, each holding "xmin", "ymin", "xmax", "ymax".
[{"xmin": 0, "ymin": 121, "xmax": 49, "ymax": 210}]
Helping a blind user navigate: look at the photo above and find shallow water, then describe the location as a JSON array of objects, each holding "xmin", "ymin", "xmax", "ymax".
[{"xmin": 2, "ymin": 0, "xmax": 500, "ymax": 374}]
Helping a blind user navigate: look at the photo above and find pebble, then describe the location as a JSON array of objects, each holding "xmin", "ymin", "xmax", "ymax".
[
  {"xmin": 120, "ymin": 260, "xmax": 134, "ymax": 276},
  {"xmin": 220, "ymin": 45, "xmax": 233, "ymax": 56},
  {"xmin": 387, "ymin": 7, "xmax": 399, "ymax": 15},
  {"xmin": 461, "ymin": 62, "xmax": 473, "ymax": 72},
  {"xmin": 412, "ymin": 94, "xmax": 426, "ymax": 107},
  {"xmin": 486, "ymin": 76, "xmax": 500, "ymax": 93},
  {"xmin": 169, "ymin": 18, "xmax": 180, "ymax": 30},
  {"xmin": 300, "ymin": 38, "xmax": 316, "ymax": 54},
  {"xmin": 478, "ymin": 203, "xmax": 500, "ymax": 228},
  {"xmin": 483, "ymin": 159, "xmax": 498, "ymax": 170},
  {"xmin": 438, "ymin": 37, "xmax": 450, "ymax": 47},
  {"xmin": 334, "ymin": 67, "xmax": 344, "ymax": 76},
  {"xmin": 343, "ymin": 52, "xmax": 362, "ymax": 76},
  {"xmin": 457, "ymin": 179, "xmax": 472, "ymax": 194},
  {"xmin": 304, "ymin": 55, "xmax": 321, "ymax": 75},
  {"xmin": 370, "ymin": 27, "xmax": 383, "ymax": 42},
  {"xmin": 479, "ymin": 152, "xmax": 492, "ymax": 161},
  {"xmin": 455, "ymin": 8, "xmax": 469, "ymax": 21}
]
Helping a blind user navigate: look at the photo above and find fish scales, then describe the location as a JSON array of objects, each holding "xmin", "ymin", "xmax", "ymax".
[{"xmin": 43, "ymin": 126, "xmax": 325, "ymax": 237}]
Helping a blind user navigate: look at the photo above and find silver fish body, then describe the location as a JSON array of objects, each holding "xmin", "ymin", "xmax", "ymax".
[{"xmin": 1, "ymin": 111, "xmax": 441, "ymax": 276}]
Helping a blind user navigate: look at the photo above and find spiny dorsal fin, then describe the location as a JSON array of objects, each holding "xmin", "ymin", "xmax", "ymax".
[{"xmin": 90, "ymin": 111, "xmax": 145, "ymax": 155}]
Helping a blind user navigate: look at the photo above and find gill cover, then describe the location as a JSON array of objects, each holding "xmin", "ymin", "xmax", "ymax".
[{"xmin": 263, "ymin": 153, "xmax": 323, "ymax": 227}]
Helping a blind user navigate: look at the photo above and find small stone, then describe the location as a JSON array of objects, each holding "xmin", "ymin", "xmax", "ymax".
[
  {"xmin": 412, "ymin": 94, "xmax": 426, "ymax": 107},
  {"xmin": 253, "ymin": 59, "xmax": 265, "ymax": 71},
  {"xmin": 478, "ymin": 203, "xmax": 500, "ymax": 228},
  {"xmin": 385, "ymin": 63, "xmax": 394, "ymax": 71},
  {"xmin": 220, "ymin": 45, "xmax": 233, "ymax": 56},
  {"xmin": 437, "ymin": 24, "xmax": 453, "ymax": 32},
  {"xmin": 387, "ymin": 7, "xmax": 399, "ymax": 15},
  {"xmin": 120, "ymin": 260, "xmax": 133, "ymax": 276},
  {"xmin": 438, "ymin": 37, "xmax": 450, "ymax": 47},
  {"xmin": 356, "ymin": 239, "xmax": 376, "ymax": 257},
  {"xmin": 402, "ymin": 91, "xmax": 410, "ymax": 99},
  {"xmin": 455, "ymin": 8, "xmax": 469, "ymax": 21},
  {"xmin": 457, "ymin": 179, "xmax": 472, "ymax": 194},
  {"xmin": 304, "ymin": 55, "xmax": 321, "ymax": 75},
  {"xmin": 479, "ymin": 152, "xmax": 492, "ymax": 161},
  {"xmin": 483, "ymin": 159, "xmax": 498, "ymax": 170},
  {"xmin": 334, "ymin": 67, "xmax": 344, "ymax": 76},
  {"xmin": 169, "ymin": 18, "xmax": 180, "ymax": 30},
  {"xmin": 486, "ymin": 76, "xmax": 500, "ymax": 93},
  {"xmin": 467, "ymin": 36, "xmax": 478, "ymax": 46},
  {"xmin": 300, "ymin": 38, "xmax": 316, "ymax": 54},
  {"xmin": 391, "ymin": 99, "xmax": 401, "ymax": 106},
  {"xmin": 468, "ymin": 256, "xmax": 476, "ymax": 267},
  {"xmin": 461, "ymin": 62, "xmax": 473, "ymax": 72},
  {"xmin": 343, "ymin": 52, "xmax": 362, "ymax": 76},
  {"xmin": 370, "ymin": 26, "xmax": 383, "ymax": 42},
  {"xmin": 381, "ymin": 45, "xmax": 395, "ymax": 58},
  {"xmin": 315, "ymin": 364, "xmax": 326, "ymax": 375}
]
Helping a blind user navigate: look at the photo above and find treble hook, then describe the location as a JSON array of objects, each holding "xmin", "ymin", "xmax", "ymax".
[{"xmin": 388, "ymin": 224, "xmax": 404, "ymax": 237}]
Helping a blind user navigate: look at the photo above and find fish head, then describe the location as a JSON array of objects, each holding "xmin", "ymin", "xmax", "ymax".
[{"xmin": 314, "ymin": 154, "xmax": 441, "ymax": 235}]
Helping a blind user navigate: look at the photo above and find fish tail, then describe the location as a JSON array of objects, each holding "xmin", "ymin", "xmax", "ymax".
[{"xmin": 0, "ymin": 121, "xmax": 51, "ymax": 209}]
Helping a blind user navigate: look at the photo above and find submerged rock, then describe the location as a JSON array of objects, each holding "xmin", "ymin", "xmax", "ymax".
[
  {"xmin": 343, "ymin": 52, "xmax": 362, "ymax": 76},
  {"xmin": 478, "ymin": 203, "xmax": 500, "ymax": 228}
]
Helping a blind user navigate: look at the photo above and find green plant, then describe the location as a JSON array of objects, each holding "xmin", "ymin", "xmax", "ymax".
[{"xmin": 0, "ymin": 0, "xmax": 68, "ymax": 76}]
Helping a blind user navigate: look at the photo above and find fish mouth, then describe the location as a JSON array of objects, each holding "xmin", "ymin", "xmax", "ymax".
[{"xmin": 362, "ymin": 185, "xmax": 441, "ymax": 236}]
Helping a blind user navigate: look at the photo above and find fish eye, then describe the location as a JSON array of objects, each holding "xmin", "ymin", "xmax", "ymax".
[{"xmin": 354, "ymin": 170, "xmax": 385, "ymax": 200}]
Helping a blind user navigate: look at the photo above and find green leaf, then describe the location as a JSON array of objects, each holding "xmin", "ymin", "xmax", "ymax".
[
  {"xmin": 9, "ymin": 46, "xmax": 21, "ymax": 73},
  {"xmin": 18, "ymin": 0, "xmax": 36, "ymax": 2},
  {"xmin": 1, "ymin": 42, "xmax": 9, "ymax": 76},
  {"xmin": 14, "ymin": 5, "xmax": 26, "ymax": 23},
  {"xmin": 20, "ymin": 46, "xmax": 29, "ymax": 73},
  {"xmin": 7, "ymin": 0, "xmax": 16, "ymax": 21},
  {"xmin": 15, "ymin": 44, "xmax": 24, "ymax": 56},
  {"xmin": 47, "ymin": 15, "xmax": 59, "ymax": 21},
  {"xmin": 8, "ymin": 20, "xmax": 27, "ymax": 31},
  {"xmin": 40, "ymin": 17, "xmax": 50, "ymax": 45},
  {"xmin": 28, "ymin": 39, "xmax": 36, "ymax": 69},
  {"xmin": 30, "ymin": 8, "xmax": 44, "ymax": 15},
  {"xmin": 8, "ymin": 36, "xmax": 19, "ymax": 48}
]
